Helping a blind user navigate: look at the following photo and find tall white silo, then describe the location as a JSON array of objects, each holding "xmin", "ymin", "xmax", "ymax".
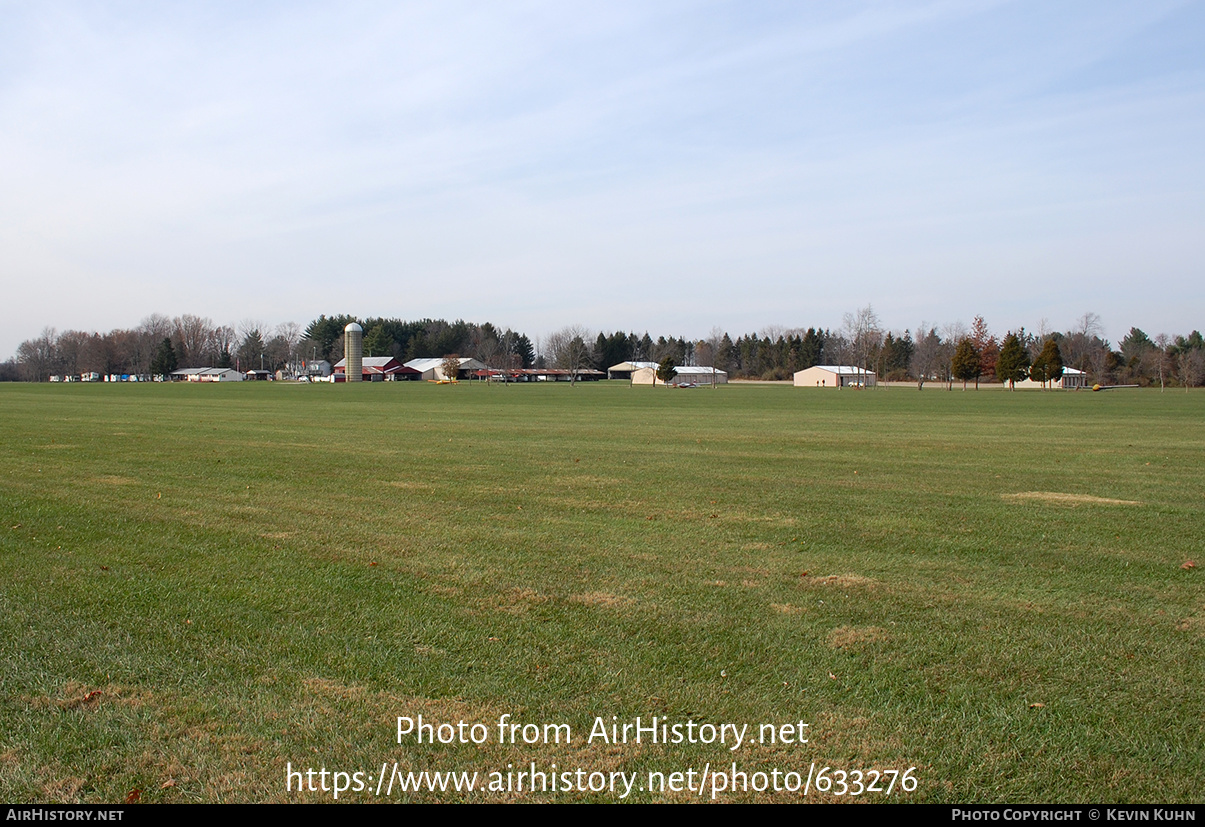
[{"xmin": 344, "ymin": 323, "xmax": 363, "ymax": 382}]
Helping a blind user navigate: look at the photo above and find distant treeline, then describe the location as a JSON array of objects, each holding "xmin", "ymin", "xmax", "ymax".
[{"xmin": 6, "ymin": 309, "xmax": 1204, "ymax": 388}]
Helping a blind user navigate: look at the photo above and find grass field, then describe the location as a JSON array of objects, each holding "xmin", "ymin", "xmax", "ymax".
[{"xmin": 0, "ymin": 381, "xmax": 1201, "ymax": 803}]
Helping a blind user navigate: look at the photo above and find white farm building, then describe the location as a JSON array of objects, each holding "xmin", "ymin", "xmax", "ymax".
[
  {"xmin": 607, "ymin": 361, "xmax": 659, "ymax": 380},
  {"xmin": 631, "ymin": 365, "xmax": 728, "ymax": 386},
  {"xmin": 793, "ymin": 366, "xmax": 876, "ymax": 388},
  {"xmin": 403, "ymin": 357, "xmax": 487, "ymax": 381},
  {"xmin": 170, "ymin": 367, "xmax": 245, "ymax": 382},
  {"xmin": 1013, "ymin": 366, "xmax": 1089, "ymax": 390}
]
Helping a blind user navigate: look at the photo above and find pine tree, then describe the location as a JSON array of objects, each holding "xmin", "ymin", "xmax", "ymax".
[
  {"xmin": 656, "ymin": 357, "xmax": 676, "ymax": 387},
  {"xmin": 303, "ymin": 315, "xmax": 357, "ymax": 362},
  {"xmin": 970, "ymin": 315, "xmax": 996, "ymax": 386},
  {"xmin": 363, "ymin": 324, "xmax": 390, "ymax": 358},
  {"xmin": 594, "ymin": 333, "xmax": 609, "ymax": 369},
  {"xmin": 951, "ymin": 338, "xmax": 980, "ymax": 390},
  {"xmin": 800, "ymin": 328, "xmax": 823, "ymax": 370},
  {"xmin": 997, "ymin": 333, "xmax": 1030, "ymax": 390},
  {"xmin": 1029, "ymin": 346, "xmax": 1048, "ymax": 386},
  {"xmin": 515, "ymin": 335, "xmax": 536, "ymax": 368},
  {"xmin": 886, "ymin": 331, "xmax": 915, "ymax": 380},
  {"xmin": 1029, "ymin": 338, "xmax": 1064, "ymax": 388},
  {"xmin": 638, "ymin": 333, "xmax": 654, "ymax": 361},
  {"xmin": 150, "ymin": 338, "xmax": 178, "ymax": 378}
]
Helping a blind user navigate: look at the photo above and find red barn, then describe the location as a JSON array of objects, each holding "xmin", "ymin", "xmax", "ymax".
[{"xmin": 333, "ymin": 356, "xmax": 419, "ymax": 382}]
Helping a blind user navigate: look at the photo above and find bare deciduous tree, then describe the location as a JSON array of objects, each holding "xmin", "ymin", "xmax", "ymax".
[
  {"xmin": 1176, "ymin": 349, "xmax": 1204, "ymax": 391},
  {"xmin": 493, "ymin": 328, "xmax": 520, "ymax": 384},
  {"xmin": 275, "ymin": 321, "xmax": 303, "ymax": 374},
  {"xmin": 16, "ymin": 328, "xmax": 59, "ymax": 381},
  {"xmin": 939, "ymin": 322, "xmax": 967, "ymax": 390},
  {"xmin": 1062, "ymin": 312, "xmax": 1109, "ymax": 382},
  {"xmin": 174, "ymin": 315, "xmax": 215, "ymax": 368},
  {"xmin": 1147, "ymin": 335, "xmax": 1170, "ymax": 391},
  {"xmin": 546, "ymin": 325, "xmax": 593, "ymax": 385},
  {"xmin": 705, "ymin": 326, "xmax": 730, "ymax": 388},
  {"xmin": 210, "ymin": 325, "xmax": 237, "ymax": 368},
  {"xmin": 843, "ymin": 305, "xmax": 883, "ymax": 388},
  {"xmin": 911, "ymin": 326, "xmax": 942, "ymax": 390}
]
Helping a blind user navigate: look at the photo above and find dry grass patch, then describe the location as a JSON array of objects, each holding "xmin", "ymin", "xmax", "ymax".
[
  {"xmin": 809, "ymin": 709, "xmax": 909, "ymax": 757},
  {"xmin": 24, "ymin": 682, "xmax": 147, "ymax": 712},
  {"xmin": 728, "ymin": 514, "xmax": 799, "ymax": 526},
  {"xmin": 470, "ymin": 586, "xmax": 550, "ymax": 615},
  {"xmin": 427, "ymin": 583, "xmax": 463, "ymax": 599},
  {"xmin": 302, "ymin": 677, "xmax": 373, "ymax": 703},
  {"xmin": 92, "ymin": 476, "xmax": 138, "ymax": 486},
  {"xmin": 41, "ymin": 775, "xmax": 87, "ymax": 803},
  {"xmin": 550, "ymin": 474, "xmax": 623, "ymax": 488},
  {"xmin": 546, "ymin": 494, "xmax": 614, "ymax": 511},
  {"xmin": 230, "ymin": 505, "xmax": 269, "ymax": 515},
  {"xmin": 1003, "ymin": 492, "xmax": 1143, "ymax": 506},
  {"xmin": 802, "ymin": 574, "xmax": 880, "ymax": 589},
  {"xmin": 827, "ymin": 625, "xmax": 889, "ymax": 650},
  {"xmin": 1175, "ymin": 616, "xmax": 1203, "ymax": 635},
  {"xmin": 568, "ymin": 591, "xmax": 635, "ymax": 609},
  {"xmin": 385, "ymin": 481, "xmax": 435, "ymax": 490},
  {"xmin": 771, "ymin": 603, "xmax": 805, "ymax": 615}
]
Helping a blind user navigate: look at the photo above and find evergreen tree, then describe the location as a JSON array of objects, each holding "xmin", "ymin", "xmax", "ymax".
[
  {"xmin": 656, "ymin": 357, "xmax": 676, "ymax": 387},
  {"xmin": 997, "ymin": 333, "xmax": 1031, "ymax": 390},
  {"xmin": 626, "ymin": 333, "xmax": 642, "ymax": 361},
  {"xmin": 798, "ymin": 328, "xmax": 823, "ymax": 370},
  {"xmin": 889, "ymin": 331, "xmax": 915, "ymax": 380},
  {"xmin": 594, "ymin": 333, "xmax": 608, "ymax": 368},
  {"xmin": 719, "ymin": 333, "xmax": 736, "ymax": 372},
  {"xmin": 737, "ymin": 335, "xmax": 757, "ymax": 376},
  {"xmin": 593, "ymin": 331, "xmax": 633, "ymax": 371},
  {"xmin": 150, "ymin": 338, "xmax": 178, "ymax": 378},
  {"xmin": 1120, "ymin": 328, "xmax": 1153, "ymax": 365},
  {"xmin": 1029, "ymin": 337, "xmax": 1064, "ymax": 388},
  {"xmin": 1048, "ymin": 340, "xmax": 1066, "ymax": 386},
  {"xmin": 236, "ymin": 329, "xmax": 265, "ymax": 372},
  {"xmin": 363, "ymin": 324, "xmax": 390, "ymax": 358},
  {"xmin": 1029, "ymin": 346, "xmax": 1049, "ymax": 386},
  {"xmin": 638, "ymin": 333, "xmax": 654, "ymax": 361},
  {"xmin": 951, "ymin": 338, "xmax": 980, "ymax": 389},
  {"xmin": 303, "ymin": 315, "xmax": 357, "ymax": 361},
  {"xmin": 515, "ymin": 334, "xmax": 536, "ymax": 368}
]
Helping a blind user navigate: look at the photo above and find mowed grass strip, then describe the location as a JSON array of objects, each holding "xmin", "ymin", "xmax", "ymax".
[{"xmin": 0, "ymin": 382, "xmax": 1201, "ymax": 802}]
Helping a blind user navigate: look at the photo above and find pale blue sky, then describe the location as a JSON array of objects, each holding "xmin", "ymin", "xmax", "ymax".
[{"xmin": 2, "ymin": 0, "xmax": 1202, "ymax": 355}]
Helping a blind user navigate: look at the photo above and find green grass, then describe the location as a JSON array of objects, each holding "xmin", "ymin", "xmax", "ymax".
[{"xmin": 1, "ymin": 381, "xmax": 1202, "ymax": 802}]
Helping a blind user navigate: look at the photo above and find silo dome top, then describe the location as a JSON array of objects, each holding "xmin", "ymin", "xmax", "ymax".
[{"xmin": 345, "ymin": 323, "xmax": 363, "ymax": 333}]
